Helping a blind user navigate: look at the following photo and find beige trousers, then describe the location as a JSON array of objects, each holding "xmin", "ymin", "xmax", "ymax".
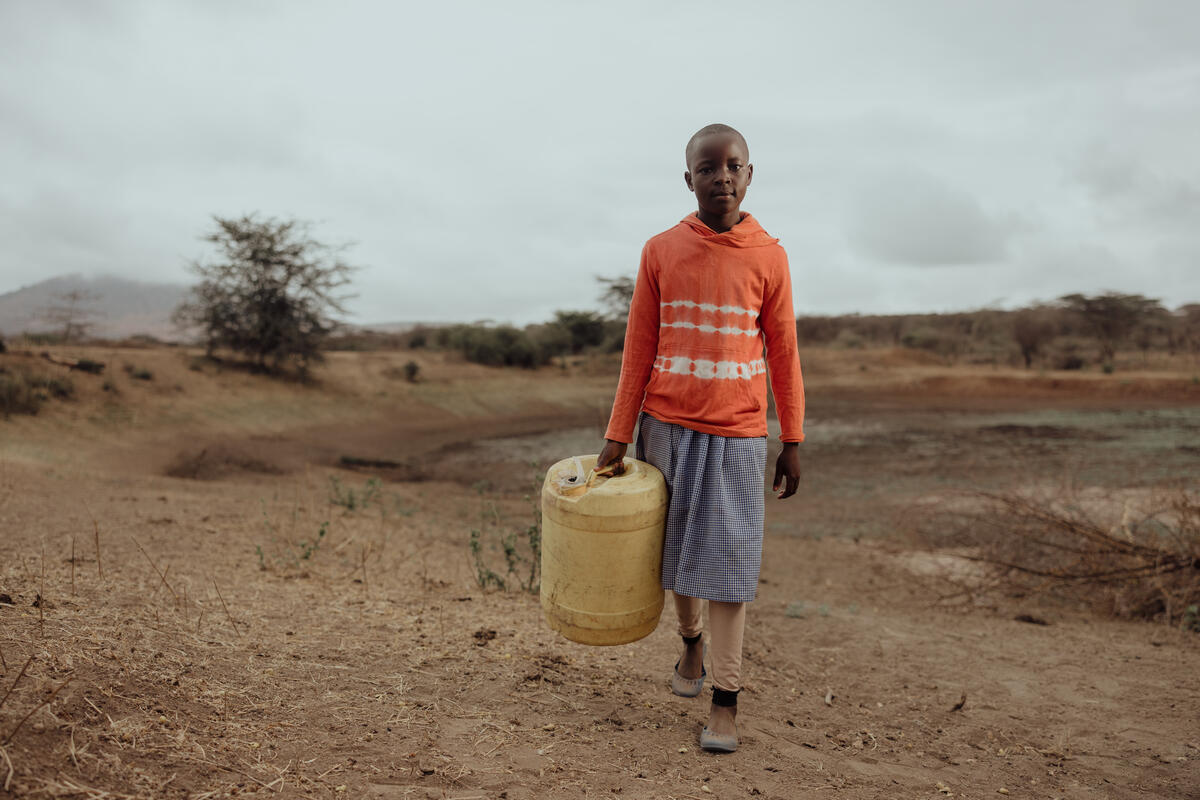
[{"xmin": 673, "ymin": 591, "xmax": 747, "ymax": 693}]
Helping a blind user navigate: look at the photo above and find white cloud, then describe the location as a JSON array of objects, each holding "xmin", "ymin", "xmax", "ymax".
[
  {"xmin": 846, "ymin": 170, "xmax": 1013, "ymax": 266},
  {"xmin": 2, "ymin": 0, "xmax": 1199, "ymax": 320}
]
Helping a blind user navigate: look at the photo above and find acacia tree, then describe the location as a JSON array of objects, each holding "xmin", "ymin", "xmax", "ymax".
[
  {"xmin": 173, "ymin": 215, "xmax": 355, "ymax": 376},
  {"xmin": 1178, "ymin": 304, "xmax": 1200, "ymax": 362},
  {"xmin": 1058, "ymin": 292, "xmax": 1164, "ymax": 365},
  {"xmin": 1011, "ymin": 306, "xmax": 1056, "ymax": 368},
  {"xmin": 596, "ymin": 275, "xmax": 635, "ymax": 320}
]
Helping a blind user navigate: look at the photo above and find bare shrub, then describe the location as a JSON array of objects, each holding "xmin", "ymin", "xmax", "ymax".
[{"xmin": 911, "ymin": 486, "xmax": 1199, "ymax": 627}]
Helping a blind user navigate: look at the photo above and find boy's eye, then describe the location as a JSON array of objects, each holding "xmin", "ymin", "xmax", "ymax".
[{"xmin": 730, "ymin": 165, "xmax": 742, "ymax": 172}]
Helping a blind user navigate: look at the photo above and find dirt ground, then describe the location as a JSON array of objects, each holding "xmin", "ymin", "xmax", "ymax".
[{"xmin": 0, "ymin": 346, "xmax": 1197, "ymax": 799}]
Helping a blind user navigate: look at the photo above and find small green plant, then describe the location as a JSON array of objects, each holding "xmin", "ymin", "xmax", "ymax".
[
  {"xmin": 403, "ymin": 360, "xmax": 420, "ymax": 382},
  {"xmin": 1184, "ymin": 605, "xmax": 1200, "ymax": 633},
  {"xmin": 328, "ymin": 475, "xmax": 382, "ymax": 511},
  {"xmin": 467, "ymin": 475, "xmax": 542, "ymax": 593},
  {"xmin": 297, "ymin": 521, "xmax": 328, "ymax": 560},
  {"xmin": 257, "ymin": 520, "xmax": 329, "ymax": 571},
  {"xmin": 469, "ymin": 528, "xmax": 507, "ymax": 590},
  {"xmin": 1101, "ymin": 362, "xmax": 1115, "ymax": 374}
]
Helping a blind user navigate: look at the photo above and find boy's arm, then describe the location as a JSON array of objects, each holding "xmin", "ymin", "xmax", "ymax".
[
  {"xmin": 761, "ymin": 250, "xmax": 805, "ymax": 498},
  {"xmin": 598, "ymin": 244, "xmax": 660, "ymax": 473}
]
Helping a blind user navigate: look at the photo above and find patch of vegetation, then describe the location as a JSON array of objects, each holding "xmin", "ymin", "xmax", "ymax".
[
  {"xmin": 437, "ymin": 324, "xmax": 546, "ymax": 368},
  {"xmin": 381, "ymin": 361, "xmax": 421, "ymax": 382},
  {"xmin": 73, "ymin": 358, "xmax": 105, "ymax": 374},
  {"xmin": 256, "ymin": 512, "xmax": 329, "ymax": 572},
  {"xmin": 468, "ymin": 479, "xmax": 542, "ymax": 593},
  {"xmin": 1184, "ymin": 604, "xmax": 1200, "ymax": 633},
  {"xmin": 328, "ymin": 475, "xmax": 382, "ymax": 511},
  {"xmin": 0, "ymin": 369, "xmax": 75, "ymax": 417}
]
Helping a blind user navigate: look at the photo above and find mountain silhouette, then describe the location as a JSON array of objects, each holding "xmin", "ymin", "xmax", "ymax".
[{"xmin": 0, "ymin": 274, "xmax": 188, "ymax": 340}]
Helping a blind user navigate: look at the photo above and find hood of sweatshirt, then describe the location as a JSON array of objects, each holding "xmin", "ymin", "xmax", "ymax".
[{"xmin": 680, "ymin": 212, "xmax": 779, "ymax": 248}]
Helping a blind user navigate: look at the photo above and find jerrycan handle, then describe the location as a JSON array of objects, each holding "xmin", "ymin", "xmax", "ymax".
[{"xmin": 589, "ymin": 457, "xmax": 635, "ymax": 487}]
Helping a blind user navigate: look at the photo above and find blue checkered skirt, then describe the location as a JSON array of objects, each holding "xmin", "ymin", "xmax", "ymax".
[{"xmin": 635, "ymin": 412, "xmax": 768, "ymax": 603}]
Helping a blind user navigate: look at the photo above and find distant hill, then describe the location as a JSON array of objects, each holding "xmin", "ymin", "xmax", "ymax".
[{"xmin": 0, "ymin": 274, "xmax": 188, "ymax": 340}]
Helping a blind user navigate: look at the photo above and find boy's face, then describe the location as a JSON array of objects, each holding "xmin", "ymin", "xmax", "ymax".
[{"xmin": 684, "ymin": 133, "xmax": 753, "ymax": 218}]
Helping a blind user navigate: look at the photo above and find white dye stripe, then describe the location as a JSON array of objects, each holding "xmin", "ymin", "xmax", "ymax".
[
  {"xmin": 661, "ymin": 320, "xmax": 761, "ymax": 337},
  {"xmin": 653, "ymin": 355, "xmax": 767, "ymax": 380},
  {"xmin": 661, "ymin": 300, "xmax": 758, "ymax": 317}
]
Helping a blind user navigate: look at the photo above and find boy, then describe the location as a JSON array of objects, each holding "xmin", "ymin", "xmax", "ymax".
[{"xmin": 596, "ymin": 123, "xmax": 804, "ymax": 753}]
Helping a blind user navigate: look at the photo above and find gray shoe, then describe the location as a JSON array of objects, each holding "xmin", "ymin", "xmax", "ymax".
[
  {"xmin": 670, "ymin": 645, "xmax": 707, "ymax": 697},
  {"xmin": 700, "ymin": 726, "xmax": 738, "ymax": 753}
]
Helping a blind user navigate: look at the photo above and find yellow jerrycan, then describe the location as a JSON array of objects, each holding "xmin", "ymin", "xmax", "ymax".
[{"xmin": 540, "ymin": 454, "xmax": 667, "ymax": 645}]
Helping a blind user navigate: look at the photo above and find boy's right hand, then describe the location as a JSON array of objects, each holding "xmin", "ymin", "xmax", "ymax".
[{"xmin": 596, "ymin": 440, "xmax": 628, "ymax": 476}]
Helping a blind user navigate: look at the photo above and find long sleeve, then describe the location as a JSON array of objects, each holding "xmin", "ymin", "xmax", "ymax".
[
  {"xmin": 760, "ymin": 252, "xmax": 805, "ymax": 442},
  {"xmin": 603, "ymin": 244, "xmax": 660, "ymax": 443}
]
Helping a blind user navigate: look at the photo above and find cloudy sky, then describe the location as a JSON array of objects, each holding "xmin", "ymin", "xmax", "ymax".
[{"xmin": 2, "ymin": 1, "xmax": 1198, "ymax": 324}]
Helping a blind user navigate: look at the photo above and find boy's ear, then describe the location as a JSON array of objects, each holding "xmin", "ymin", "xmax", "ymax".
[
  {"xmin": 684, "ymin": 170, "xmax": 695, "ymax": 192},
  {"xmin": 746, "ymin": 163, "xmax": 754, "ymax": 186}
]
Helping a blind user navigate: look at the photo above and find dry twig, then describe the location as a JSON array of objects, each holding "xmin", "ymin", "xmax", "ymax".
[
  {"xmin": 0, "ymin": 655, "xmax": 34, "ymax": 712},
  {"xmin": 212, "ymin": 579, "xmax": 241, "ymax": 637},
  {"xmin": 132, "ymin": 537, "xmax": 179, "ymax": 604},
  {"xmin": 2, "ymin": 674, "xmax": 74, "ymax": 745}
]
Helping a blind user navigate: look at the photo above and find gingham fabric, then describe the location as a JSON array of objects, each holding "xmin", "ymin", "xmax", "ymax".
[{"xmin": 636, "ymin": 412, "xmax": 767, "ymax": 603}]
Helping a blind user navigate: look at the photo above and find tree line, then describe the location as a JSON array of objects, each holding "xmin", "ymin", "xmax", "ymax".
[
  {"xmin": 794, "ymin": 294, "xmax": 1198, "ymax": 370},
  {"xmin": 9, "ymin": 215, "xmax": 1192, "ymax": 375}
]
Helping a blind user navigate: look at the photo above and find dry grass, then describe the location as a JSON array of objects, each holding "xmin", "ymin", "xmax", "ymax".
[{"xmin": 0, "ymin": 467, "xmax": 464, "ymax": 798}]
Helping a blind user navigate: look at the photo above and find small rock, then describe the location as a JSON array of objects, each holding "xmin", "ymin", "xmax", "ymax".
[
  {"xmin": 678, "ymin": 746, "xmax": 688, "ymax": 753},
  {"xmin": 998, "ymin": 790, "xmax": 1009, "ymax": 795},
  {"xmin": 701, "ymin": 786, "xmax": 712, "ymax": 794}
]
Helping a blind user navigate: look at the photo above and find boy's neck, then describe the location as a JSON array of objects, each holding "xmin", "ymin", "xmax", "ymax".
[{"xmin": 696, "ymin": 208, "xmax": 744, "ymax": 233}]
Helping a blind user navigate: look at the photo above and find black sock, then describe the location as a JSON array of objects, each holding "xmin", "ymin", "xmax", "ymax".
[
  {"xmin": 712, "ymin": 688, "xmax": 739, "ymax": 707},
  {"xmin": 682, "ymin": 633, "xmax": 702, "ymax": 646}
]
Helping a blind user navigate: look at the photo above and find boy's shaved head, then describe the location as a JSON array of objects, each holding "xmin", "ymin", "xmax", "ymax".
[{"xmin": 686, "ymin": 123, "xmax": 748, "ymax": 166}]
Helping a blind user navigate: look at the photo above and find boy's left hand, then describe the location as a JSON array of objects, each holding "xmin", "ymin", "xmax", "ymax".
[{"xmin": 772, "ymin": 443, "xmax": 801, "ymax": 499}]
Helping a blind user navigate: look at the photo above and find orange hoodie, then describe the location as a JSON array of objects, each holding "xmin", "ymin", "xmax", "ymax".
[{"xmin": 605, "ymin": 212, "xmax": 805, "ymax": 443}]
